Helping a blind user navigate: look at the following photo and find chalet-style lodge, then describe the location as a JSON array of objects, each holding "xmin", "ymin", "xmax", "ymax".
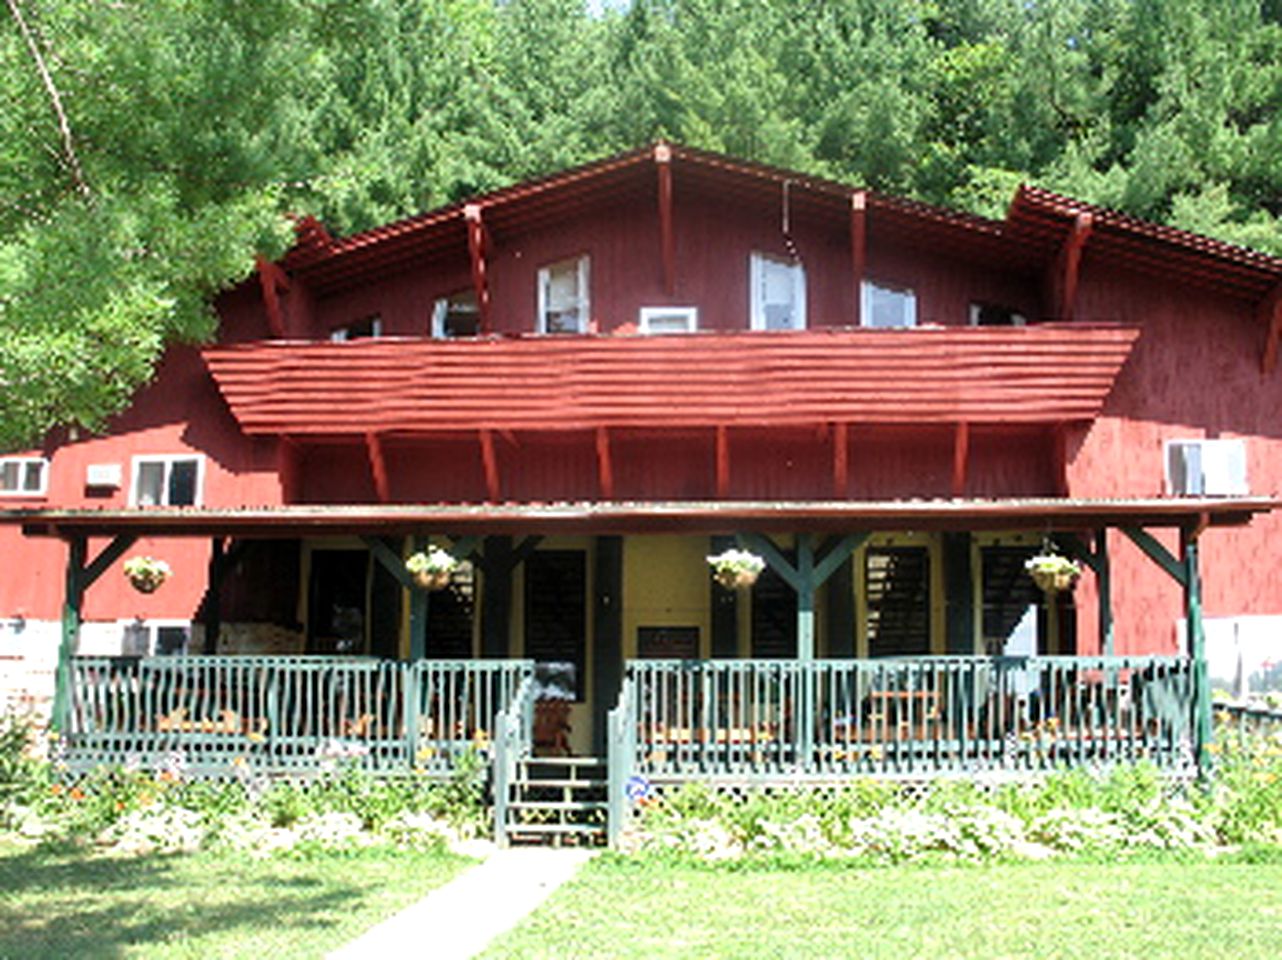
[{"xmin": 2, "ymin": 143, "xmax": 1281, "ymax": 844}]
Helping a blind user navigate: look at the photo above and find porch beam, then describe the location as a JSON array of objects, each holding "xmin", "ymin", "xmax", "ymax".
[
  {"xmin": 736, "ymin": 532, "xmax": 802, "ymax": 594},
  {"xmin": 1052, "ymin": 422, "xmax": 1070, "ymax": 496},
  {"xmin": 814, "ymin": 532, "xmax": 868, "ymax": 587},
  {"xmin": 850, "ymin": 191, "xmax": 867, "ymax": 326},
  {"xmin": 1059, "ymin": 531, "xmax": 1113, "ymax": 656},
  {"xmin": 655, "ymin": 143, "xmax": 676, "ymax": 296},
  {"xmin": 1120, "ymin": 526, "xmax": 1187, "ymax": 587},
  {"xmin": 464, "ymin": 203, "xmax": 491, "ymax": 334},
  {"xmin": 362, "ymin": 536, "xmax": 414, "ymax": 590},
  {"xmin": 256, "ymin": 257, "xmax": 288, "ymax": 338},
  {"xmin": 479, "ymin": 429, "xmax": 501, "ymax": 503},
  {"xmin": 952, "ymin": 421, "xmax": 969, "ymax": 497},
  {"xmin": 596, "ymin": 426, "xmax": 614, "ymax": 500},
  {"xmin": 832, "ymin": 422, "xmax": 848, "ymax": 498},
  {"xmin": 409, "ymin": 535, "xmax": 428, "ymax": 659},
  {"xmin": 1046, "ymin": 212, "xmax": 1093, "ymax": 321},
  {"xmin": 715, "ymin": 426, "xmax": 729, "ymax": 498},
  {"xmin": 1183, "ymin": 529, "xmax": 1212, "ymax": 774},
  {"xmin": 796, "ymin": 533, "xmax": 816, "ymax": 661},
  {"xmin": 1258, "ymin": 279, "xmax": 1282, "ymax": 374},
  {"xmin": 447, "ymin": 535, "xmax": 483, "ymax": 562},
  {"xmin": 365, "ymin": 431, "xmax": 390, "ymax": 503},
  {"xmin": 82, "ymin": 533, "xmax": 138, "ymax": 587}
]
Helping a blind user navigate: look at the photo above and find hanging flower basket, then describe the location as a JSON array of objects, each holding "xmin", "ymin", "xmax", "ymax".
[
  {"xmin": 405, "ymin": 546, "xmax": 458, "ymax": 591},
  {"xmin": 1025, "ymin": 553, "xmax": 1081, "ymax": 594},
  {"xmin": 123, "ymin": 556, "xmax": 171, "ymax": 594},
  {"xmin": 707, "ymin": 548, "xmax": 766, "ymax": 590}
]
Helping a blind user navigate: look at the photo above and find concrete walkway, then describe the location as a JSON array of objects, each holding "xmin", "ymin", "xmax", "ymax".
[{"xmin": 327, "ymin": 847, "xmax": 596, "ymax": 960}]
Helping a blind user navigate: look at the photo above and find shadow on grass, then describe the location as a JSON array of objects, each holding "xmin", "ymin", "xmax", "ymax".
[{"xmin": 0, "ymin": 843, "xmax": 378, "ymax": 959}]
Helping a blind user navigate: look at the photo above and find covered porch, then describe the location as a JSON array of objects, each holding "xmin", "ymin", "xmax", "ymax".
[{"xmin": 8, "ymin": 496, "xmax": 1271, "ymax": 787}]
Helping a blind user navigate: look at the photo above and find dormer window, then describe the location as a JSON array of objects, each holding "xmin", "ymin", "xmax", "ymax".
[
  {"xmin": 331, "ymin": 315, "xmax": 383, "ymax": 341},
  {"xmin": 750, "ymin": 253, "xmax": 806, "ymax": 330},
  {"xmin": 863, "ymin": 282, "xmax": 916, "ymax": 328},
  {"xmin": 538, "ymin": 256, "xmax": 590, "ymax": 334},
  {"xmin": 432, "ymin": 290, "xmax": 479, "ymax": 338},
  {"xmin": 0, "ymin": 457, "xmax": 47, "ymax": 497},
  {"xmin": 970, "ymin": 302, "xmax": 1026, "ymax": 327},
  {"xmin": 1166, "ymin": 439, "xmax": 1248, "ymax": 496}
]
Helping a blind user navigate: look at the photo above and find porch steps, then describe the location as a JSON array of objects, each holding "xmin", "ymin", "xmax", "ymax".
[{"xmin": 502, "ymin": 756, "xmax": 608, "ymax": 847}]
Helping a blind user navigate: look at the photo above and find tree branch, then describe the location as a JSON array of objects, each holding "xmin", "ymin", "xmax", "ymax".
[{"xmin": 5, "ymin": 0, "xmax": 91, "ymax": 198}]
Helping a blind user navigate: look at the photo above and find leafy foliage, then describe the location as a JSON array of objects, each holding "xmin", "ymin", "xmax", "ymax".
[{"xmin": 4, "ymin": 0, "xmax": 1282, "ymax": 444}]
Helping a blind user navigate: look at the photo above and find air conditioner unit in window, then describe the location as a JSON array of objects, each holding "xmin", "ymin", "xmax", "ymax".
[
  {"xmin": 1165, "ymin": 439, "xmax": 1248, "ymax": 496},
  {"xmin": 86, "ymin": 463, "xmax": 122, "ymax": 489}
]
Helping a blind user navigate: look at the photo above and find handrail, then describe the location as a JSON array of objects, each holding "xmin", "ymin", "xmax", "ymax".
[
  {"xmin": 64, "ymin": 656, "xmax": 533, "ymax": 777},
  {"xmin": 1213, "ymin": 700, "xmax": 1282, "ymax": 738},
  {"xmin": 606, "ymin": 674, "xmax": 636, "ymax": 847},
  {"xmin": 624, "ymin": 656, "xmax": 1194, "ymax": 778},
  {"xmin": 493, "ymin": 671, "xmax": 538, "ymax": 847}
]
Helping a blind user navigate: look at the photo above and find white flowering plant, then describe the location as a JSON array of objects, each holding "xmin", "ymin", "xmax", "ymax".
[
  {"xmin": 405, "ymin": 546, "xmax": 459, "ymax": 589},
  {"xmin": 123, "ymin": 555, "xmax": 172, "ymax": 593},
  {"xmin": 707, "ymin": 548, "xmax": 766, "ymax": 589}
]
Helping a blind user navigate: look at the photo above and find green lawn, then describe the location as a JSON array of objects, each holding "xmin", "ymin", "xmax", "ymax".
[
  {"xmin": 482, "ymin": 856, "xmax": 1282, "ymax": 959},
  {"xmin": 0, "ymin": 840, "xmax": 473, "ymax": 959}
]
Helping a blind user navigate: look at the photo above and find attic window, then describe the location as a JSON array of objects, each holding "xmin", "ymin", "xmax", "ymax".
[
  {"xmin": 0, "ymin": 457, "xmax": 47, "ymax": 497},
  {"xmin": 1166, "ymin": 439, "xmax": 1248, "ymax": 496},
  {"xmin": 331, "ymin": 315, "xmax": 383, "ymax": 341},
  {"xmin": 862, "ymin": 281, "xmax": 916, "ymax": 328},
  {"xmin": 432, "ymin": 290, "xmax": 479, "ymax": 338},
  {"xmin": 969, "ymin": 303, "xmax": 1026, "ymax": 327},
  {"xmin": 538, "ymin": 256, "xmax": 590, "ymax": 334}
]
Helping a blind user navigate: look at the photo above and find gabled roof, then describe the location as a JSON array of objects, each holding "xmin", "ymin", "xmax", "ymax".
[
  {"xmin": 280, "ymin": 142, "xmax": 1282, "ymax": 300},
  {"xmin": 203, "ymin": 324, "xmax": 1139, "ymax": 436}
]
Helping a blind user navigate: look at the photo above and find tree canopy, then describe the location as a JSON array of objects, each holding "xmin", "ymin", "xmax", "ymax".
[{"xmin": 3, "ymin": 0, "xmax": 1281, "ymax": 448}]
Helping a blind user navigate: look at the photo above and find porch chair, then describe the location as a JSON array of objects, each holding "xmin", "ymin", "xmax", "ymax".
[{"xmin": 533, "ymin": 699, "xmax": 572, "ymax": 756}]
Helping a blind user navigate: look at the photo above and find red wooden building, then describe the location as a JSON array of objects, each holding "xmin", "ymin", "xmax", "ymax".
[{"xmin": 2, "ymin": 144, "xmax": 1280, "ymax": 833}]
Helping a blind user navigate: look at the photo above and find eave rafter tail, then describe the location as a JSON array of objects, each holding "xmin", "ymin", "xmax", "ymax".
[{"xmin": 1258, "ymin": 279, "xmax": 1282, "ymax": 374}]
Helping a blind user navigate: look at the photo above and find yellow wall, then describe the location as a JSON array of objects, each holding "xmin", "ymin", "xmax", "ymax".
[{"xmin": 622, "ymin": 536, "xmax": 714, "ymax": 658}]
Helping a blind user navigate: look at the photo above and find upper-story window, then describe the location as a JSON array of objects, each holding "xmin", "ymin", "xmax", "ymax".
[
  {"xmin": 330, "ymin": 314, "xmax": 383, "ymax": 341},
  {"xmin": 538, "ymin": 256, "xmax": 590, "ymax": 334},
  {"xmin": 750, "ymin": 253, "xmax": 806, "ymax": 330},
  {"xmin": 863, "ymin": 281, "xmax": 917, "ymax": 328},
  {"xmin": 1166, "ymin": 439, "xmax": 1248, "ymax": 496},
  {"xmin": 969, "ymin": 302, "xmax": 1026, "ymax": 327},
  {"xmin": 432, "ymin": 290, "xmax": 479, "ymax": 338},
  {"xmin": 0, "ymin": 457, "xmax": 48, "ymax": 497},
  {"xmin": 131, "ymin": 455, "xmax": 203, "ymax": 507},
  {"xmin": 639, "ymin": 306, "xmax": 698, "ymax": 334}
]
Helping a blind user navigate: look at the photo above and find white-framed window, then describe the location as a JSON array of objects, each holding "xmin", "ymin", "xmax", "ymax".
[
  {"xmin": 750, "ymin": 252, "xmax": 806, "ymax": 330},
  {"xmin": 537, "ymin": 256, "xmax": 590, "ymax": 334},
  {"xmin": 121, "ymin": 619, "xmax": 191, "ymax": 657},
  {"xmin": 330, "ymin": 315, "xmax": 383, "ymax": 341},
  {"xmin": 639, "ymin": 306, "xmax": 698, "ymax": 334},
  {"xmin": 130, "ymin": 455, "xmax": 204, "ymax": 507},
  {"xmin": 431, "ymin": 290, "xmax": 480, "ymax": 338},
  {"xmin": 1165, "ymin": 438, "xmax": 1248, "ymax": 496},
  {"xmin": 862, "ymin": 281, "xmax": 917, "ymax": 328},
  {"xmin": 969, "ymin": 302, "xmax": 1026, "ymax": 327},
  {"xmin": 0, "ymin": 457, "xmax": 48, "ymax": 497}
]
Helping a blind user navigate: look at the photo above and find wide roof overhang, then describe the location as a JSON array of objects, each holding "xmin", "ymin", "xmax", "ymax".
[
  {"xmin": 203, "ymin": 324, "xmax": 1140, "ymax": 436},
  {"xmin": 6, "ymin": 497, "xmax": 1275, "ymax": 540}
]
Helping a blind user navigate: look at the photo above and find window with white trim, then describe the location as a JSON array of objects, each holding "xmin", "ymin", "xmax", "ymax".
[
  {"xmin": 639, "ymin": 306, "xmax": 698, "ymax": 334},
  {"xmin": 432, "ymin": 290, "xmax": 479, "ymax": 338},
  {"xmin": 538, "ymin": 256, "xmax": 590, "ymax": 334},
  {"xmin": 862, "ymin": 281, "xmax": 917, "ymax": 328},
  {"xmin": 121, "ymin": 620, "xmax": 191, "ymax": 657},
  {"xmin": 1165, "ymin": 439, "xmax": 1248, "ymax": 496},
  {"xmin": 330, "ymin": 315, "xmax": 383, "ymax": 341},
  {"xmin": 750, "ymin": 253, "xmax": 806, "ymax": 330},
  {"xmin": 0, "ymin": 457, "xmax": 48, "ymax": 496},
  {"xmin": 131, "ymin": 455, "xmax": 203, "ymax": 507}
]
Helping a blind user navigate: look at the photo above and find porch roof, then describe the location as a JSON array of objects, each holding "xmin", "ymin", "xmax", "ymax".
[
  {"xmin": 202, "ymin": 324, "xmax": 1140, "ymax": 436},
  {"xmin": 7, "ymin": 496, "xmax": 1275, "ymax": 540}
]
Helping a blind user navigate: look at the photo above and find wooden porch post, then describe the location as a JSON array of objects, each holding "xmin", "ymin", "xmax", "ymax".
[
  {"xmin": 592, "ymin": 536, "xmax": 623, "ymax": 754},
  {"xmin": 52, "ymin": 533, "xmax": 137, "ymax": 733},
  {"xmin": 1096, "ymin": 528, "xmax": 1114, "ymax": 657},
  {"xmin": 409, "ymin": 536, "xmax": 429, "ymax": 660},
  {"xmin": 203, "ymin": 537, "xmax": 226, "ymax": 655},
  {"xmin": 1182, "ymin": 527, "xmax": 1212, "ymax": 775}
]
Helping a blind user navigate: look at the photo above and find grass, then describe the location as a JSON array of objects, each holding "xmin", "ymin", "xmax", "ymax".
[
  {"xmin": 0, "ymin": 839, "xmax": 473, "ymax": 959},
  {"xmin": 481, "ymin": 855, "xmax": 1282, "ymax": 959}
]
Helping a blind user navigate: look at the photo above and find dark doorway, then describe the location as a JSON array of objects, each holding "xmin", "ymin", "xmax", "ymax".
[
  {"xmin": 752, "ymin": 556, "xmax": 798, "ymax": 658},
  {"xmin": 308, "ymin": 550, "xmax": 368, "ymax": 655},
  {"xmin": 524, "ymin": 550, "xmax": 587, "ymax": 701},
  {"xmin": 865, "ymin": 546, "xmax": 931, "ymax": 656}
]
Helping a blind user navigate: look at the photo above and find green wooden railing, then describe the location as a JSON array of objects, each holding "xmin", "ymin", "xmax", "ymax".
[
  {"xmin": 64, "ymin": 656, "xmax": 533, "ymax": 776},
  {"xmin": 1213, "ymin": 701, "xmax": 1282, "ymax": 740},
  {"xmin": 617, "ymin": 657, "xmax": 1195, "ymax": 781},
  {"xmin": 493, "ymin": 674, "xmax": 538, "ymax": 847}
]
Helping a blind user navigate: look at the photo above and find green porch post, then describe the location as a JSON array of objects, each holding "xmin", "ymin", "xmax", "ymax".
[
  {"xmin": 52, "ymin": 538, "xmax": 86, "ymax": 735},
  {"xmin": 409, "ymin": 536, "xmax": 429, "ymax": 660},
  {"xmin": 1096, "ymin": 528, "xmax": 1114, "ymax": 657},
  {"xmin": 1183, "ymin": 530, "xmax": 1212, "ymax": 775}
]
